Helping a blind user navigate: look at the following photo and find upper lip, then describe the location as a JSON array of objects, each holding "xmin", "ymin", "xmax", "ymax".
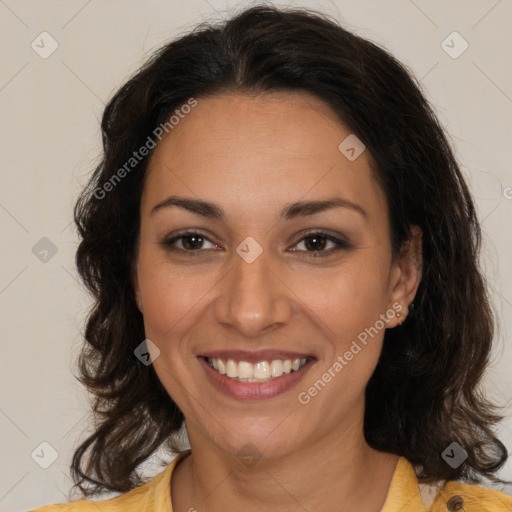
[{"xmin": 199, "ymin": 350, "xmax": 315, "ymax": 364}]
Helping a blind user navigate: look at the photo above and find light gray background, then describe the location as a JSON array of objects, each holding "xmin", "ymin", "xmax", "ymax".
[{"xmin": 1, "ymin": 0, "xmax": 511, "ymax": 510}]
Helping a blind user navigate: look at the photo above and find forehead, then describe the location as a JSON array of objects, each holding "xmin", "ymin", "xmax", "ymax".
[{"xmin": 141, "ymin": 91, "xmax": 385, "ymax": 224}]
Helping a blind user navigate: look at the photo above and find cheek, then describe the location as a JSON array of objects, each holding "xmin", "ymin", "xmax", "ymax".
[
  {"xmin": 136, "ymin": 257, "xmax": 213, "ymax": 407},
  {"xmin": 291, "ymin": 260, "xmax": 390, "ymax": 342},
  {"xmin": 137, "ymin": 250, "xmax": 221, "ymax": 339},
  {"xmin": 292, "ymin": 267, "xmax": 389, "ymax": 410}
]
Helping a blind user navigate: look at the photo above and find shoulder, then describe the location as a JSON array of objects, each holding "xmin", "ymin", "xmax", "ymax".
[
  {"xmin": 29, "ymin": 506, "xmax": 75, "ymax": 512},
  {"xmin": 29, "ymin": 467, "xmax": 173, "ymax": 512},
  {"xmin": 28, "ymin": 480, "xmax": 164, "ymax": 512},
  {"xmin": 390, "ymin": 456, "xmax": 512, "ymax": 512},
  {"xmin": 430, "ymin": 480, "xmax": 512, "ymax": 512},
  {"xmin": 29, "ymin": 450, "xmax": 191, "ymax": 512}
]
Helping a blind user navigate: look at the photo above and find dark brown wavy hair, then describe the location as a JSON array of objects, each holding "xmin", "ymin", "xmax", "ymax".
[{"xmin": 70, "ymin": 4, "xmax": 508, "ymax": 497}]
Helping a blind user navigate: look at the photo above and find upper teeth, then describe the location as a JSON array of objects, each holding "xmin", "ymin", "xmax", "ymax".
[{"xmin": 208, "ymin": 357, "xmax": 307, "ymax": 382}]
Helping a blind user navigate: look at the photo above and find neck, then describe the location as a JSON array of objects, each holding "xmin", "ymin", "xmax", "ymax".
[{"xmin": 171, "ymin": 421, "xmax": 399, "ymax": 512}]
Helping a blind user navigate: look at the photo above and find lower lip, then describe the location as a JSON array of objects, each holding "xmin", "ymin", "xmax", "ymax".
[{"xmin": 198, "ymin": 357, "xmax": 314, "ymax": 400}]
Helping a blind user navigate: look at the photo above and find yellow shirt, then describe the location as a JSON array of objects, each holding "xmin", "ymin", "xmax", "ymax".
[{"xmin": 31, "ymin": 450, "xmax": 512, "ymax": 511}]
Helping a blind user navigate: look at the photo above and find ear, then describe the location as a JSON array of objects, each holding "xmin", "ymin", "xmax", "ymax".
[
  {"xmin": 132, "ymin": 263, "xmax": 144, "ymax": 313},
  {"xmin": 387, "ymin": 225, "xmax": 422, "ymax": 327}
]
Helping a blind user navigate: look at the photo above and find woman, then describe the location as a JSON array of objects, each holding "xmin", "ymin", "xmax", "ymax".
[{"xmin": 32, "ymin": 5, "xmax": 511, "ymax": 512}]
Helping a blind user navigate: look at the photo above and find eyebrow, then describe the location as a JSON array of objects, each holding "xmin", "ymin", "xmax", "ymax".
[{"xmin": 150, "ymin": 195, "xmax": 367, "ymax": 220}]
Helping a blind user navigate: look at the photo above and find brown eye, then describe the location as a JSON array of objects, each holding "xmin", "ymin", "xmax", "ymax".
[
  {"xmin": 160, "ymin": 232, "xmax": 220, "ymax": 253},
  {"xmin": 181, "ymin": 234, "xmax": 205, "ymax": 250},
  {"xmin": 303, "ymin": 234, "xmax": 328, "ymax": 251},
  {"xmin": 292, "ymin": 231, "xmax": 350, "ymax": 257}
]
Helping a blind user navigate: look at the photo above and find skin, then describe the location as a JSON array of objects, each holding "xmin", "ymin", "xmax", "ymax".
[{"xmin": 132, "ymin": 91, "xmax": 422, "ymax": 512}]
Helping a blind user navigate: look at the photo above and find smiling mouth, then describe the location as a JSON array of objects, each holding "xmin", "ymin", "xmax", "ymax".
[{"xmin": 203, "ymin": 356, "xmax": 311, "ymax": 382}]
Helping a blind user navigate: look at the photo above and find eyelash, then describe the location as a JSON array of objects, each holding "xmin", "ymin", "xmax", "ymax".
[{"xmin": 159, "ymin": 229, "xmax": 350, "ymax": 258}]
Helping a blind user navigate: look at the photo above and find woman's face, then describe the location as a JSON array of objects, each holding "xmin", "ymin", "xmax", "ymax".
[{"xmin": 134, "ymin": 91, "xmax": 420, "ymax": 460}]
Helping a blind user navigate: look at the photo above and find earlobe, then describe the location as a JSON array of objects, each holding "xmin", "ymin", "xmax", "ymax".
[
  {"xmin": 132, "ymin": 264, "xmax": 144, "ymax": 313},
  {"xmin": 135, "ymin": 288, "xmax": 144, "ymax": 313},
  {"xmin": 389, "ymin": 226, "xmax": 423, "ymax": 326}
]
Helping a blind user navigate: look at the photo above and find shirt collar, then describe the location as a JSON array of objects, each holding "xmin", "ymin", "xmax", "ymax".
[
  {"xmin": 380, "ymin": 456, "xmax": 428, "ymax": 512},
  {"xmin": 161, "ymin": 451, "xmax": 426, "ymax": 511}
]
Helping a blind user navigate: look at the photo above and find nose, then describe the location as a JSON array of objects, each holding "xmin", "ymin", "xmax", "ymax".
[{"xmin": 213, "ymin": 249, "xmax": 294, "ymax": 338}]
